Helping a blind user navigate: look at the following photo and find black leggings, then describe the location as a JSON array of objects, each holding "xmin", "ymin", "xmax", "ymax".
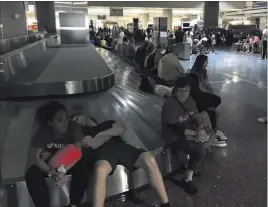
[
  {"xmin": 25, "ymin": 157, "xmax": 91, "ymax": 207},
  {"xmin": 261, "ymin": 40, "xmax": 267, "ymax": 59},
  {"xmin": 174, "ymin": 139, "xmax": 206, "ymax": 171},
  {"xmin": 193, "ymin": 92, "xmax": 221, "ymax": 131}
]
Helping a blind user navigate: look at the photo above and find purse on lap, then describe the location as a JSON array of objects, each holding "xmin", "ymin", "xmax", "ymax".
[{"xmin": 176, "ymin": 99, "xmax": 216, "ymax": 148}]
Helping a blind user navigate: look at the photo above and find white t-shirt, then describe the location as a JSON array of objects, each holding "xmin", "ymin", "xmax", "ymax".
[
  {"xmin": 197, "ymin": 37, "xmax": 208, "ymax": 46},
  {"xmin": 262, "ymin": 29, "xmax": 267, "ymax": 41},
  {"xmin": 115, "ymin": 32, "xmax": 125, "ymax": 50}
]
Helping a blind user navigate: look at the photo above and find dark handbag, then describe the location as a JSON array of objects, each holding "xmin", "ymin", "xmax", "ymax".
[{"xmin": 175, "ymin": 98, "xmax": 216, "ymax": 148}]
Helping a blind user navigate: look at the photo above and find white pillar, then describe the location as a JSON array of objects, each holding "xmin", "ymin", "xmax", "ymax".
[
  {"xmin": 259, "ymin": 17, "xmax": 267, "ymax": 30},
  {"xmin": 162, "ymin": 9, "xmax": 173, "ymax": 31},
  {"xmin": 141, "ymin": 14, "xmax": 149, "ymax": 29}
]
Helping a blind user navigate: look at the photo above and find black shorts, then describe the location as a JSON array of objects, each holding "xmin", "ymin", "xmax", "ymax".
[{"xmin": 91, "ymin": 140, "xmax": 146, "ymax": 175}]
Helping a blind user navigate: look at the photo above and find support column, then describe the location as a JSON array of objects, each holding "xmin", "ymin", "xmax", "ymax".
[
  {"xmin": 203, "ymin": 1, "xmax": 219, "ymax": 30},
  {"xmin": 162, "ymin": 9, "xmax": 172, "ymax": 31},
  {"xmin": 0, "ymin": 2, "xmax": 27, "ymax": 39},
  {"xmin": 259, "ymin": 17, "xmax": 267, "ymax": 30},
  {"xmin": 141, "ymin": 14, "xmax": 149, "ymax": 29},
  {"xmin": 35, "ymin": 1, "xmax": 56, "ymax": 33}
]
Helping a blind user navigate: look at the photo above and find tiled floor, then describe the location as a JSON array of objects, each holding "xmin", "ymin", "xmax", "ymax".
[{"xmin": 95, "ymin": 49, "xmax": 267, "ymax": 207}]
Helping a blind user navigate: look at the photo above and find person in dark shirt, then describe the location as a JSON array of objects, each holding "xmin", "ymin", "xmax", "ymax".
[
  {"xmin": 25, "ymin": 101, "xmax": 90, "ymax": 207},
  {"xmin": 162, "ymin": 76, "xmax": 215, "ymax": 195},
  {"xmin": 175, "ymin": 26, "xmax": 184, "ymax": 43},
  {"xmin": 81, "ymin": 119, "xmax": 171, "ymax": 207}
]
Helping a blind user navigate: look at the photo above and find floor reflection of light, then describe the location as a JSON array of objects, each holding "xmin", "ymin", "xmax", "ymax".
[
  {"xmin": 225, "ymin": 79, "xmax": 230, "ymax": 84},
  {"xmin": 233, "ymin": 71, "xmax": 237, "ymax": 75},
  {"xmin": 232, "ymin": 75, "xmax": 239, "ymax": 83},
  {"xmin": 119, "ymin": 166, "xmax": 129, "ymax": 190},
  {"xmin": 221, "ymin": 148, "xmax": 228, "ymax": 157},
  {"xmin": 258, "ymin": 81, "xmax": 264, "ymax": 89}
]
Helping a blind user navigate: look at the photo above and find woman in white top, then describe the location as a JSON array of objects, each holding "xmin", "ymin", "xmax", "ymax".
[
  {"xmin": 211, "ymin": 32, "xmax": 216, "ymax": 54},
  {"xmin": 186, "ymin": 31, "xmax": 194, "ymax": 55},
  {"xmin": 115, "ymin": 30, "xmax": 125, "ymax": 51}
]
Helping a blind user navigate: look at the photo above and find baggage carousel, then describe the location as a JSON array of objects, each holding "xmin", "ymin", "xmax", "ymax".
[{"xmin": 0, "ymin": 45, "xmax": 181, "ymax": 207}]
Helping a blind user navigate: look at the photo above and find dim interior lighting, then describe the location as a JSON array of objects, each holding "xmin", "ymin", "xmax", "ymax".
[
  {"xmin": 173, "ymin": 9, "xmax": 202, "ymax": 15},
  {"xmin": 55, "ymin": 1, "xmax": 72, "ymax": 4},
  {"xmin": 73, "ymin": 2, "xmax": 88, "ymax": 5}
]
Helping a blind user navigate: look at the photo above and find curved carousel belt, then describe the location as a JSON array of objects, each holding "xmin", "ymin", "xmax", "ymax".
[{"xmin": 0, "ymin": 47, "xmax": 181, "ymax": 207}]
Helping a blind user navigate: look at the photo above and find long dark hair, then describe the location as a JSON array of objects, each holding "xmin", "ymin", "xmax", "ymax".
[
  {"xmin": 35, "ymin": 101, "xmax": 67, "ymax": 125},
  {"xmin": 191, "ymin": 55, "xmax": 208, "ymax": 79}
]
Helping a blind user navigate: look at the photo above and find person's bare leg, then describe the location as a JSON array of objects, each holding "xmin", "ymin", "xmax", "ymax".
[
  {"xmin": 134, "ymin": 152, "xmax": 169, "ymax": 204},
  {"xmin": 184, "ymin": 170, "xmax": 194, "ymax": 182},
  {"xmin": 92, "ymin": 160, "xmax": 112, "ymax": 207}
]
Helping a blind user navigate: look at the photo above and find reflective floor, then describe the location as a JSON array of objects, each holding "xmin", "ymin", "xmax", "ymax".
[{"xmin": 0, "ymin": 47, "xmax": 267, "ymax": 207}]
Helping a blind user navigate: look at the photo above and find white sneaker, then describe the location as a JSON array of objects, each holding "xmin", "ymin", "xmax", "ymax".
[
  {"xmin": 257, "ymin": 117, "xmax": 267, "ymax": 123},
  {"xmin": 212, "ymin": 140, "xmax": 227, "ymax": 148},
  {"xmin": 216, "ymin": 130, "xmax": 228, "ymax": 141}
]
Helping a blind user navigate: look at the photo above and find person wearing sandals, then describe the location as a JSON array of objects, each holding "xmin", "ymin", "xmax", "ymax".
[{"xmin": 189, "ymin": 55, "xmax": 228, "ymax": 147}]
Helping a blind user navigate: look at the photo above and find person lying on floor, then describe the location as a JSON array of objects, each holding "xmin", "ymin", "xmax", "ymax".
[
  {"xmin": 80, "ymin": 117, "xmax": 171, "ymax": 207},
  {"xmin": 162, "ymin": 76, "xmax": 216, "ymax": 195},
  {"xmin": 25, "ymin": 101, "xmax": 91, "ymax": 207},
  {"xmin": 189, "ymin": 55, "xmax": 228, "ymax": 147}
]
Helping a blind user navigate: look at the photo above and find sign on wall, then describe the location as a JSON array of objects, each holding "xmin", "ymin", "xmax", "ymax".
[
  {"xmin": 110, "ymin": 8, "xmax": 123, "ymax": 16},
  {"xmin": 253, "ymin": 1, "xmax": 267, "ymax": 8}
]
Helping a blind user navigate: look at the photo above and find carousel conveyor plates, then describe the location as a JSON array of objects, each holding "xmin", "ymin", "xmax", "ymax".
[{"xmin": 0, "ymin": 45, "xmax": 115, "ymax": 99}]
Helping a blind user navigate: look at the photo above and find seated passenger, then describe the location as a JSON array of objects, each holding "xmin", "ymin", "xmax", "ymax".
[
  {"xmin": 100, "ymin": 37, "xmax": 107, "ymax": 47},
  {"xmin": 162, "ymin": 77, "xmax": 215, "ymax": 194},
  {"xmin": 95, "ymin": 35, "xmax": 102, "ymax": 47},
  {"xmin": 158, "ymin": 44, "xmax": 185, "ymax": 86},
  {"xmin": 248, "ymin": 34, "xmax": 260, "ymax": 53},
  {"xmin": 189, "ymin": 55, "xmax": 228, "ymax": 146},
  {"xmin": 82, "ymin": 119, "xmax": 171, "ymax": 207},
  {"xmin": 121, "ymin": 36, "xmax": 129, "ymax": 57},
  {"xmin": 126, "ymin": 38, "xmax": 136, "ymax": 61},
  {"xmin": 195, "ymin": 34, "xmax": 208, "ymax": 55},
  {"xmin": 111, "ymin": 38, "xmax": 118, "ymax": 51},
  {"xmin": 25, "ymin": 101, "xmax": 90, "ymax": 207},
  {"xmin": 135, "ymin": 42, "xmax": 149, "ymax": 68},
  {"xmin": 236, "ymin": 33, "xmax": 246, "ymax": 52},
  {"xmin": 145, "ymin": 45, "xmax": 165, "ymax": 73}
]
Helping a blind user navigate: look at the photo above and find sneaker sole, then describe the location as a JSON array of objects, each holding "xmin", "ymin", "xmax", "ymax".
[{"xmin": 212, "ymin": 143, "xmax": 227, "ymax": 147}]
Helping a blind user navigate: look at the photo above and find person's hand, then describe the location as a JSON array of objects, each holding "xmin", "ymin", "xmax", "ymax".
[
  {"xmin": 40, "ymin": 151, "xmax": 52, "ymax": 160},
  {"xmin": 50, "ymin": 170, "xmax": 67, "ymax": 186},
  {"xmin": 196, "ymin": 127, "xmax": 207, "ymax": 142},
  {"xmin": 73, "ymin": 114, "xmax": 88, "ymax": 126},
  {"xmin": 82, "ymin": 135, "xmax": 93, "ymax": 148},
  {"xmin": 55, "ymin": 173, "xmax": 68, "ymax": 187}
]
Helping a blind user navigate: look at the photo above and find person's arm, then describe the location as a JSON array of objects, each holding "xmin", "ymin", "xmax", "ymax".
[
  {"xmin": 96, "ymin": 122, "xmax": 126, "ymax": 137},
  {"xmin": 82, "ymin": 135, "xmax": 113, "ymax": 150},
  {"xmin": 34, "ymin": 148, "xmax": 56, "ymax": 176}
]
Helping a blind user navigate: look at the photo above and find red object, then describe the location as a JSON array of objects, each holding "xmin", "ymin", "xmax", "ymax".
[{"xmin": 48, "ymin": 144, "xmax": 81, "ymax": 169}]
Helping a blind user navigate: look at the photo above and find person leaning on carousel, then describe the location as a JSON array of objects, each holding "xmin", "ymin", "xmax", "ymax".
[{"xmin": 75, "ymin": 116, "xmax": 171, "ymax": 207}]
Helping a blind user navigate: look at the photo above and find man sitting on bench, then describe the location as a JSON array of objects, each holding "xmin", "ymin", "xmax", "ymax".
[{"xmin": 81, "ymin": 119, "xmax": 171, "ymax": 207}]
